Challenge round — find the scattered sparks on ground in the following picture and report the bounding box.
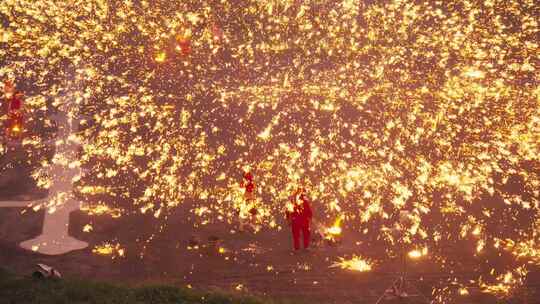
[92,242,126,259]
[479,267,528,297]
[331,256,373,272]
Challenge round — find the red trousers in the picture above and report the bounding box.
[291,221,310,250]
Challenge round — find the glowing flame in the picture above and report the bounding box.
[155,51,166,62]
[408,247,428,259]
[82,224,93,232]
[325,215,343,239]
[257,126,272,140]
[326,226,342,236]
[472,225,482,236]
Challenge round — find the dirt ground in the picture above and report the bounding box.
[0,154,538,304]
[2,199,539,304]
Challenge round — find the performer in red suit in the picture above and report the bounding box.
[3,80,14,114]
[238,171,258,232]
[242,172,256,201]
[287,189,313,251]
[176,33,191,56]
[3,80,24,138]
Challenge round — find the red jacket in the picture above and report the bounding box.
[9,95,23,111]
[288,200,312,226]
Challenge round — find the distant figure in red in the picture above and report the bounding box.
[287,188,313,251]
[211,22,224,43]
[242,172,256,201]
[176,34,191,56]
[3,80,24,138]
[3,80,14,113]
[238,171,258,232]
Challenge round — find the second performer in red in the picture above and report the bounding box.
[287,189,313,251]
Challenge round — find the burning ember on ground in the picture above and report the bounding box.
[408,247,428,259]
[1,0,539,301]
[92,242,126,259]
